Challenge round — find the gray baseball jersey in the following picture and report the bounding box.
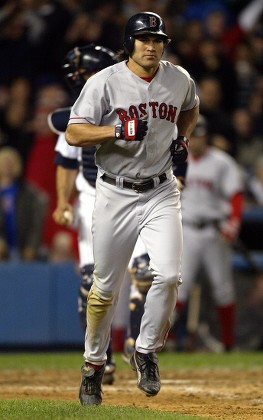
[69,60,198,180]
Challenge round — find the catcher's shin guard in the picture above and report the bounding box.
[129,294,146,342]
[129,253,154,294]
[123,253,154,361]
[123,293,146,362]
[78,264,94,333]
[128,253,154,336]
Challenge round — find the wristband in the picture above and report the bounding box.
[115,124,123,139]
[177,135,190,147]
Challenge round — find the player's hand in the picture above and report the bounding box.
[220,217,240,243]
[53,204,74,226]
[173,161,188,192]
[170,136,189,163]
[176,176,185,192]
[115,118,148,141]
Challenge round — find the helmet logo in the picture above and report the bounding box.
[149,16,158,27]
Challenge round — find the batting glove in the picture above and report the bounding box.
[170,136,189,163]
[115,118,148,141]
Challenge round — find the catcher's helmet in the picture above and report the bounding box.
[123,11,169,54]
[63,44,117,92]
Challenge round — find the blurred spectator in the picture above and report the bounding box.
[89,0,125,52]
[233,40,259,108]
[62,2,124,55]
[0,4,34,86]
[0,146,47,261]
[245,156,263,207]
[202,0,263,58]
[0,78,32,163]
[247,90,263,138]
[232,108,263,170]
[62,11,104,54]
[19,0,73,83]
[248,26,263,73]
[24,82,78,254]
[193,37,237,111]
[122,0,165,18]
[168,19,205,72]
[197,75,236,156]
[49,231,77,263]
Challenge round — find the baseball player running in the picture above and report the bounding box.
[66,11,199,406]
[176,115,244,351]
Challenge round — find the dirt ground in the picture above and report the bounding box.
[1,368,263,419]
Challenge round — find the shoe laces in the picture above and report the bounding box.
[140,356,159,381]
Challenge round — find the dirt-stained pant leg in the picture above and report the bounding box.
[84,177,141,363]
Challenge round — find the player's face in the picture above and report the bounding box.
[130,35,165,72]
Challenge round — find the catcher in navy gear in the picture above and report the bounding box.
[49,44,118,384]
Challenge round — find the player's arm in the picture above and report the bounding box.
[66,123,115,147]
[66,117,148,147]
[53,154,78,226]
[177,106,199,138]
[220,191,244,243]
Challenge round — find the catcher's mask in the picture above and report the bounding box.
[123,11,170,55]
[62,44,118,93]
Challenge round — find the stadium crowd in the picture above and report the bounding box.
[0,0,262,257]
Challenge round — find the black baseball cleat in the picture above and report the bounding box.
[102,362,116,385]
[130,351,161,397]
[79,362,105,406]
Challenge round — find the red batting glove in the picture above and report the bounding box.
[115,118,148,141]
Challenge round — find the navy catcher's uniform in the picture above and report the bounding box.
[51,45,119,385]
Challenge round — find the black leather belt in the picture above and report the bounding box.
[102,172,167,193]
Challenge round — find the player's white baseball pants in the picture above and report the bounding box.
[84,172,183,362]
